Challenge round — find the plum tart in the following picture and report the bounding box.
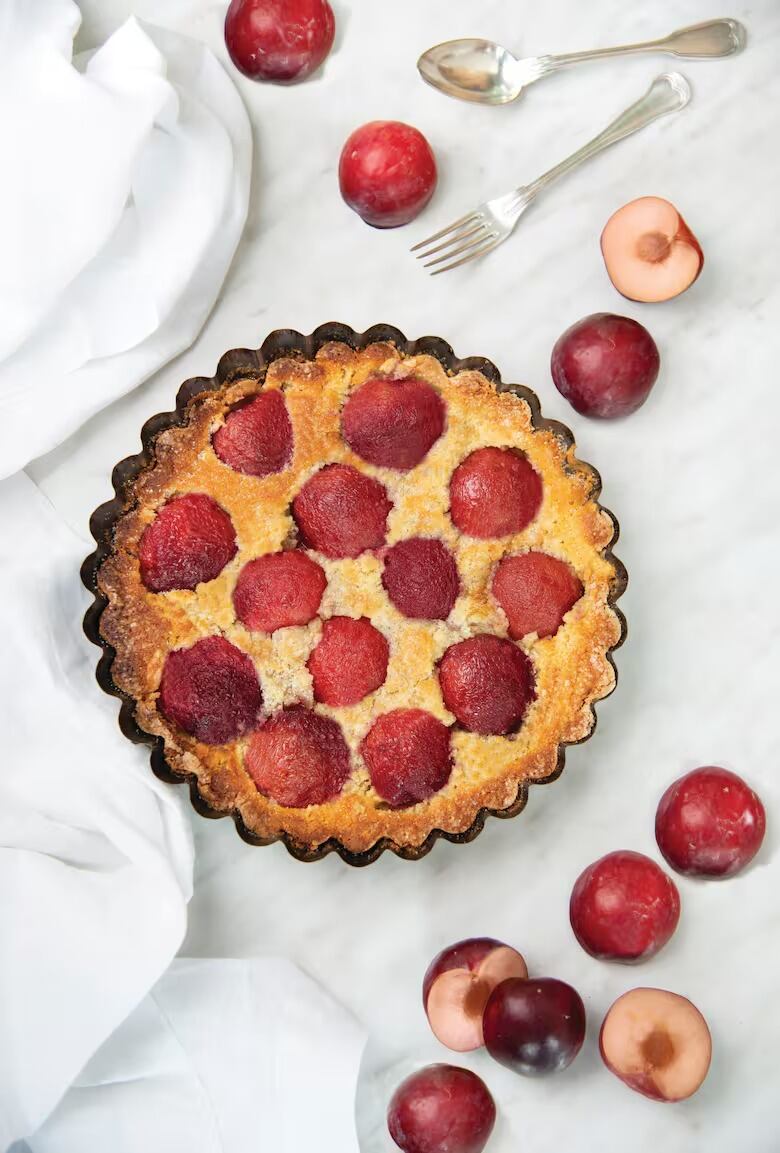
[84,324,626,864]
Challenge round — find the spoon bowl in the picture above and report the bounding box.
[417,39,526,105]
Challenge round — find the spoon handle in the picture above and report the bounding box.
[523,73,690,199]
[530,18,745,79]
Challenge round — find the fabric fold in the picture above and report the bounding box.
[0,0,252,477]
[27,959,367,1153]
[0,473,194,1149]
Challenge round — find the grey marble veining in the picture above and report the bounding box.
[30,1,780,1149]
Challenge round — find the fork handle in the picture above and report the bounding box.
[523,73,690,199]
[532,19,745,76]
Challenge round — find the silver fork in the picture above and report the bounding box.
[412,72,691,275]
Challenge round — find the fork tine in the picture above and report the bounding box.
[410,212,481,252]
[423,232,499,270]
[429,236,501,276]
[415,222,487,260]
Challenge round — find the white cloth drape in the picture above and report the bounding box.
[29,958,366,1153]
[0,0,251,478]
[0,472,194,1147]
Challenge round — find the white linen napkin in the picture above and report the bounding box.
[0,475,368,1153]
[0,472,194,1149]
[0,0,252,478]
[28,958,367,1153]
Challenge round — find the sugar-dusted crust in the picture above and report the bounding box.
[98,341,624,855]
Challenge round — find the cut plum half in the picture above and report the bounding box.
[492,551,583,639]
[139,493,237,593]
[439,634,535,736]
[362,708,452,808]
[292,463,392,558]
[382,537,459,620]
[601,196,703,303]
[245,706,351,807]
[213,389,293,477]
[233,550,326,633]
[158,635,263,745]
[600,988,712,1102]
[341,376,445,470]
[423,938,528,1051]
[308,616,389,706]
[449,447,542,539]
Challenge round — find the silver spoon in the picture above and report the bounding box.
[418,19,746,105]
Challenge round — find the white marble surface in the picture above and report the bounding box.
[29,0,780,1149]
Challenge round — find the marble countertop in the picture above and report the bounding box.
[30,0,780,1149]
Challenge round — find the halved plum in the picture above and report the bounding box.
[439,635,535,735]
[245,706,351,806]
[139,493,237,593]
[292,463,392,558]
[361,709,452,808]
[449,448,542,539]
[158,635,263,745]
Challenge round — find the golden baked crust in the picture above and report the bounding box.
[98,340,624,855]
